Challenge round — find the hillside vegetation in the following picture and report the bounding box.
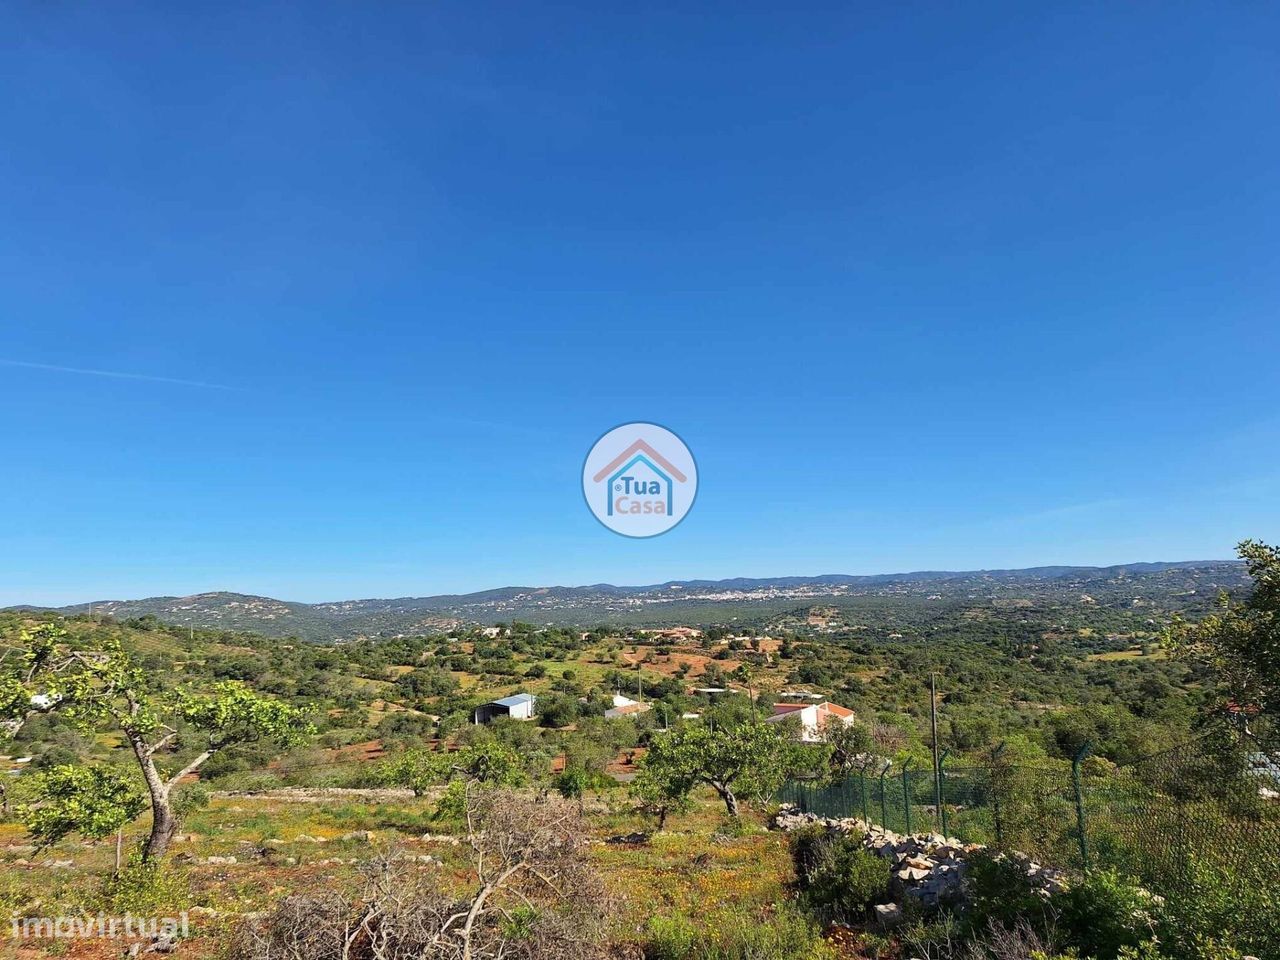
[15,560,1247,641]
[0,546,1274,960]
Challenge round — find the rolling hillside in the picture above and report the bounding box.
[7,560,1246,641]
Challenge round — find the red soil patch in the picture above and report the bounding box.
[550,747,647,776]
[606,747,647,774]
[620,647,743,677]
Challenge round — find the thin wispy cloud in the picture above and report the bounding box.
[0,359,236,390]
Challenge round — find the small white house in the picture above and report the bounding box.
[605,693,652,719]
[765,701,857,743]
[473,693,537,725]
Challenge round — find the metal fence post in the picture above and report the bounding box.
[859,760,871,826]
[1072,742,1092,872]
[991,741,1007,847]
[879,761,892,829]
[939,750,951,838]
[932,742,944,835]
[902,760,913,835]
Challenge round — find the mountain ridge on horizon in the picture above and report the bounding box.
[4,558,1246,642]
[13,556,1239,608]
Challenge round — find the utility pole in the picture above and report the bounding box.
[930,672,943,828]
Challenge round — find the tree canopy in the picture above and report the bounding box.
[633,721,795,817]
[1175,539,1280,733]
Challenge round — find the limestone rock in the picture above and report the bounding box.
[874,903,903,927]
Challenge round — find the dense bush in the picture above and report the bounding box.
[1056,870,1158,960]
[960,852,1053,935]
[1151,857,1280,960]
[789,826,889,921]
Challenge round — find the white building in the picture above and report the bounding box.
[604,693,652,719]
[765,701,857,743]
[473,693,537,724]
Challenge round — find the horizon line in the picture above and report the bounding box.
[9,556,1239,610]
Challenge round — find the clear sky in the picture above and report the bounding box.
[2,2,1277,606]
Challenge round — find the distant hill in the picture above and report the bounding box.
[6,559,1247,642]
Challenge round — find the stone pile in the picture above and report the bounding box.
[867,830,973,907]
[770,805,1071,913]
[770,807,869,834]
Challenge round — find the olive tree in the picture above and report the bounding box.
[0,623,81,738]
[823,718,873,779]
[632,720,794,817]
[3,622,310,862]
[19,763,146,848]
[382,740,526,820]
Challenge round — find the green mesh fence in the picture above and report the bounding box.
[778,737,1280,906]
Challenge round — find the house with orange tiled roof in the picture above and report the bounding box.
[765,700,856,742]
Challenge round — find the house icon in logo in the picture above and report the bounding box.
[591,439,689,517]
[582,423,697,537]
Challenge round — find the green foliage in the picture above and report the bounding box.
[498,904,539,942]
[961,851,1053,934]
[433,778,470,822]
[453,738,526,788]
[536,692,580,728]
[644,904,834,960]
[0,675,32,726]
[1043,706,1159,765]
[634,721,795,817]
[824,719,873,778]
[1175,539,1280,724]
[553,767,591,800]
[376,739,528,818]
[176,681,312,748]
[395,667,457,699]
[171,782,211,821]
[1056,870,1158,960]
[632,756,695,829]
[1151,856,1280,960]
[789,827,888,921]
[96,859,190,914]
[19,764,146,846]
[379,747,443,796]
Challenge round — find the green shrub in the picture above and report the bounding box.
[799,834,889,921]
[960,851,1051,935]
[1056,870,1157,960]
[95,860,189,914]
[787,825,830,882]
[171,783,211,822]
[1152,857,1280,960]
[712,814,756,839]
[803,839,885,921]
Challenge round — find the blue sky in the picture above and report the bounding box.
[2,2,1277,606]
